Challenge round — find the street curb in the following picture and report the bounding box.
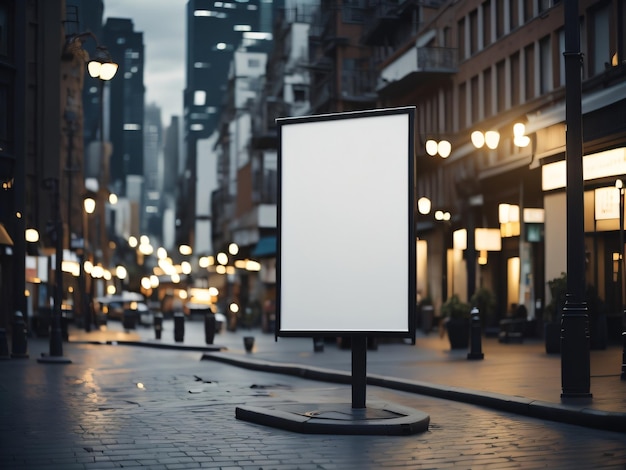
[72,340,226,353]
[201,352,626,434]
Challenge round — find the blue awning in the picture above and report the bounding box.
[252,236,276,258]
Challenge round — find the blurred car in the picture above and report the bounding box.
[96,292,152,326]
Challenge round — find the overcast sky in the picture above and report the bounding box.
[103,0,187,126]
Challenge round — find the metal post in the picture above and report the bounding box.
[38,179,70,363]
[621,186,626,380]
[467,207,476,302]
[351,335,367,409]
[467,307,484,360]
[561,0,590,398]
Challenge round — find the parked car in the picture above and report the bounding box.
[96,292,152,326]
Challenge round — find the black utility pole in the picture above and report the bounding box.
[561,0,591,398]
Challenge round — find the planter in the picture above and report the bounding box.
[446,319,469,349]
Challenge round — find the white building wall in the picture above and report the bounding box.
[195,133,219,255]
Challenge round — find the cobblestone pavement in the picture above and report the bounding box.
[1,339,626,469]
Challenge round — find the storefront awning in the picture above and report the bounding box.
[252,236,276,258]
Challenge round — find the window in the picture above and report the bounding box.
[469,10,479,55]
[458,18,466,61]
[194,90,206,106]
[590,2,611,76]
[483,1,492,47]
[496,60,506,112]
[511,52,520,106]
[557,28,565,86]
[471,75,480,123]
[459,82,467,129]
[496,0,505,38]
[524,44,535,100]
[510,0,520,29]
[484,68,493,118]
[539,35,552,94]
[523,0,534,23]
[293,85,307,103]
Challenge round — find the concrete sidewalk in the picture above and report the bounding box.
[65,318,626,432]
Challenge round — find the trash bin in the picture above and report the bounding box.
[174,312,185,342]
[154,312,163,339]
[123,309,137,330]
[204,312,216,345]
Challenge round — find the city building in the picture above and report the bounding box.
[178,0,285,251]
[102,17,145,197]
[368,0,626,346]
[206,5,316,323]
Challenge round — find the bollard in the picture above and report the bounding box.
[154,312,163,340]
[123,309,137,330]
[11,311,29,359]
[0,328,9,359]
[243,336,255,353]
[620,331,626,380]
[467,307,484,360]
[204,312,216,345]
[174,312,185,342]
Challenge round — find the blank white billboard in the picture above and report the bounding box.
[277,107,415,336]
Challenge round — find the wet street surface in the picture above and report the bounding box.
[1,340,625,469]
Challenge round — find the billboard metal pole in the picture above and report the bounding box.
[351,336,367,409]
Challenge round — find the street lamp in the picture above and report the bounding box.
[471,130,500,150]
[88,45,117,272]
[425,139,451,158]
[616,179,626,380]
[82,196,96,330]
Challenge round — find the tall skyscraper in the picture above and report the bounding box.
[102,17,144,196]
[143,103,163,237]
[179,0,283,247]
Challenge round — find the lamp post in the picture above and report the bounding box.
[616,180,626,380]
[83,196,96,329]
[561,0,591,398]
[435,210,451,303]
[88,45,118,273]
[469,130,500,301]
[38,178,71,363]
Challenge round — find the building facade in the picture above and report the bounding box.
[368,0,626,343]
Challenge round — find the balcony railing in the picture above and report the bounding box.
[381,46,457,85]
